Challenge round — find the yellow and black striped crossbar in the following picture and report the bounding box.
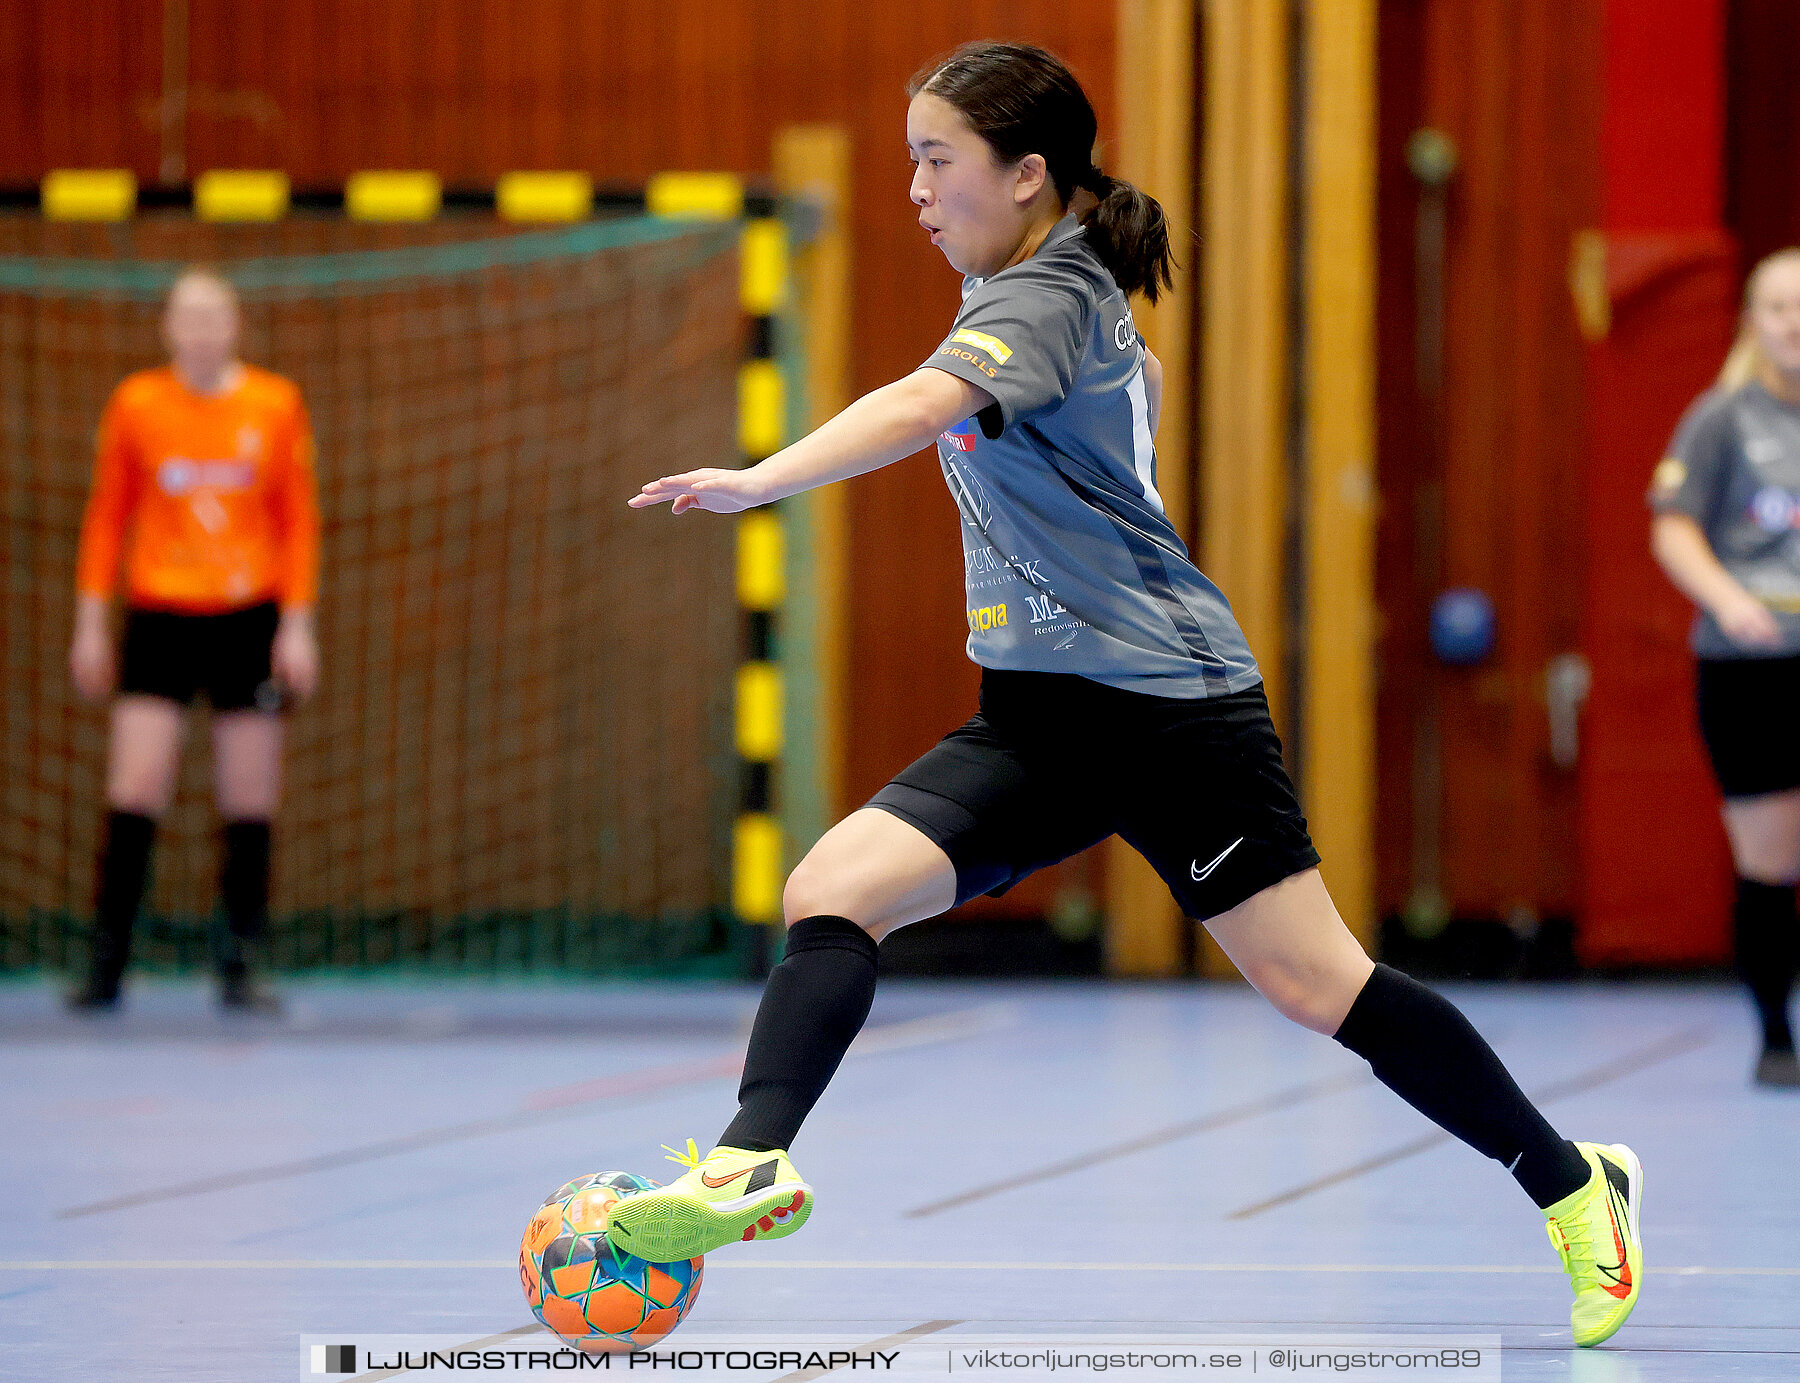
[5,171,779,223]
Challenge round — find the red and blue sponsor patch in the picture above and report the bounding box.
[940,418,978,453]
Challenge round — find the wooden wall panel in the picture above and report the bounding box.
[1372,0,1428,932]
[2,0,165,179]
[1104,0,1197,976]
[1199,0,1290,729]
[4,0,1117,919]
[1302,0,1378,952]
[1374,0,1601,927]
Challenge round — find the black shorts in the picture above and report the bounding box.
[867,669,1321,921]
[119,601,284,713]
[1696,654,1800,798]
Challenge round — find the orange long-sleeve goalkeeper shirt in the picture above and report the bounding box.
[75,364,320,613]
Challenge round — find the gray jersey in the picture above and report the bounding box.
[924,215,1260,698]
[1650,381,1800,658]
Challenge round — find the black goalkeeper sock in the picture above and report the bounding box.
[89,810,156,995]
[1734,878,1797,1054]
[217,819,273,978]
[1334,963,1591,1209]
[719,915,879,1153]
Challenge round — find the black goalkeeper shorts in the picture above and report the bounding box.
[119,601,284,713]
[867,668,1320,921]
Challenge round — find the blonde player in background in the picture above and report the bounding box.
[68,267,319,1013]
[1652,246,1800,1088]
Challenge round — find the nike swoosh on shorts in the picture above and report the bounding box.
[1190,837,1245,882]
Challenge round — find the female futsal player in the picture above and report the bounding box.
[1651,246,1800,1089]
[613,43,1642,1347]
[67,267,319,1013]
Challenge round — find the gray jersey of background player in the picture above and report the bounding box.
[1650,380,1800,657]
[923,212,1260,699]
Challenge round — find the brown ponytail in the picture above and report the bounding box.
[1074,168,1174,304]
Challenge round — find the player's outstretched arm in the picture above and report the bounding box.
[630,367,994,514]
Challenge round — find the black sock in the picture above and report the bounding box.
[1334,963,1591,1208]
[217,819,272,978]
[1734,878,1797,1054]
[90,810,156,994]
[719,915,879,1153]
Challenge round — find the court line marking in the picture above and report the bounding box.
[1227,1024,1716,1219]
[50,1003,1016,1221]
[6,1260,1797,1276]
[518,1053,740,1112]
[522,1005,1015,1112]
[904,1071,1374,1218]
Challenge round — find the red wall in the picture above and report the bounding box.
[1577,0,1734,966]
[1600,0,1724,231]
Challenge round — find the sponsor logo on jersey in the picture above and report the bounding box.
[1751,484,1799,533]
[1651,456,1686,494]
[156,457,257,495]
[950,327,1012,364]
[1746,435,1784,465]
[1114,309,1139,351]
[967,602,1008,632]
[940,418,978,453]
[938,345,998,379]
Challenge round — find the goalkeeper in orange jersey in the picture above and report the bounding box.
[67,267,320,1012]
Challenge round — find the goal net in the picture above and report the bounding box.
[0,213,742,976]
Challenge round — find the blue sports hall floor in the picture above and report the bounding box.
[1,975,1794,1380]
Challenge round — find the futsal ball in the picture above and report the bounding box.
[520,1171,703,1352]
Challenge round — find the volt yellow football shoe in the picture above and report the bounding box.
[1543,1142,1644,1347]
[605,1140,812,1262]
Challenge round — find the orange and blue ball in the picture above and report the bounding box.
[520,1171,703,1352]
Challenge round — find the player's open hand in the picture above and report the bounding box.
[1717,590,1783,649]
[628,468,767,515]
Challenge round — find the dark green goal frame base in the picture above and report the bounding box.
[1,909,748,980]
